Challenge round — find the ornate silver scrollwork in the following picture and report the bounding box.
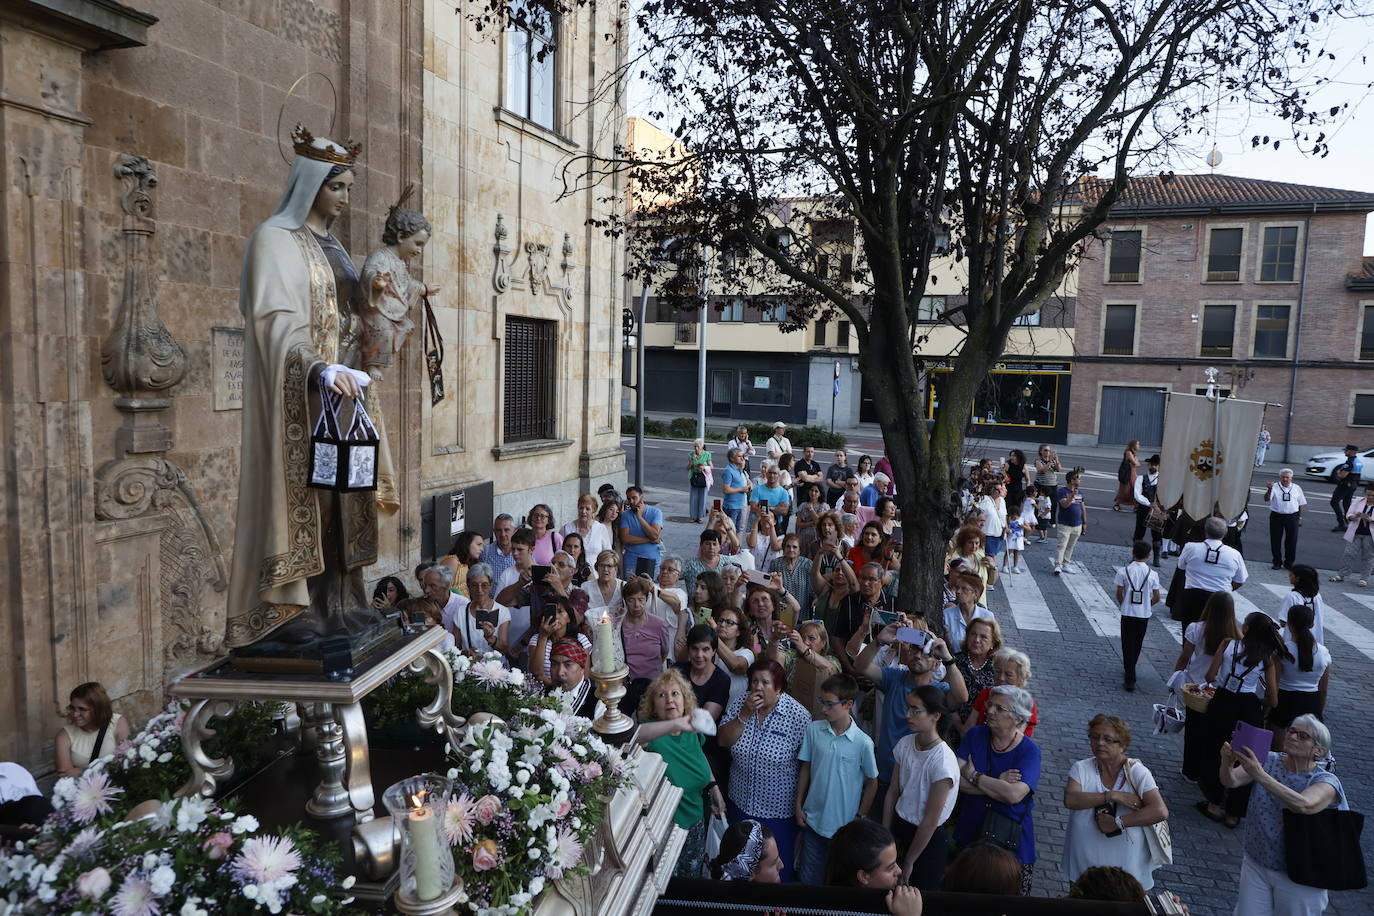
[176,698,239,798]
[409,648,466,739]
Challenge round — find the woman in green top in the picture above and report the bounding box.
[687,438,714,522]
[636,667,725,877]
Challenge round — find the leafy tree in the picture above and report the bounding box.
[590,0,1356,620]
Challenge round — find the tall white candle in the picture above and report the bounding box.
[594,612,615,673]
[408,803,445,901]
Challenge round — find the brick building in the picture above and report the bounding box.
[1069,174,1374,460]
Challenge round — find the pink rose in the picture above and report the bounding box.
[474,795,502,826]
[76,867,111,899]
[579,761,602,780]
[555,797,572,818]
[202,831,234,860]
[472,838,501,872]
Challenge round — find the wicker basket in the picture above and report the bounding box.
[1180,684,1213,713]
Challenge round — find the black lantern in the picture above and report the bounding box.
[309,391,380,492]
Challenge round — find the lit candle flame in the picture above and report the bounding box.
[410,790,426,808]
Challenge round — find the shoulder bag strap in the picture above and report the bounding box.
[92,721,111,761]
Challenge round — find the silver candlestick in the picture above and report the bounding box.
[590,663,635,739]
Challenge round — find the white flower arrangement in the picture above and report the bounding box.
[442,693,634,915]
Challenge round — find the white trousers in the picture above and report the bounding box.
[1234,855,1328,916]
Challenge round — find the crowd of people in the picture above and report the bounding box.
[4,429,1354,915]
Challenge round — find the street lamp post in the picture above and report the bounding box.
[696,245,712,442]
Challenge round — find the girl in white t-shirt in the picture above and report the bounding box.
[1171,592,1240,783]
[1271,604,1331,740]
[883,684,961,892]
[1277,564,1326,644]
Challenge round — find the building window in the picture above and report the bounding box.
[1107,230,1142,283]
[1200,304,1236,357]
[1353,393,1374,427]
[720,297,745,322]
[1101,304,1137,355]
[1259,226,1299,282]
[504,0,557,129]
[739,370,792,407]
[816,253,831,279]
[652,298,676,323]
[1206,228,1243,281]
[504,316,557,442]
[814,322,827,346]
[760,299,787,323]
[916,296,945,323]
[837,320,850,347]
[1360,305,1374,360]
[1253,304,1291,359]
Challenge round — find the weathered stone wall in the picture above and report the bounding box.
[0,0,424,771]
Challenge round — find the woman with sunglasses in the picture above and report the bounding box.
[1222,715,1347,914]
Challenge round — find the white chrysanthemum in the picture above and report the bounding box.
[230,835,302,886]
[64,827,104,858]
[174,798,210,833]
[70,772,120,824]
[443,795,476,846]
[111,874,158,916]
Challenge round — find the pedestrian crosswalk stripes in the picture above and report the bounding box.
[1054,562,1125,639]
[998,566,1061,632]
[982,550,1374,665]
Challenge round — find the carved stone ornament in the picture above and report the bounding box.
[527,240,552,290]
[559,232,576,309]
[94,456,228,665]
[492,213,513,293]
[101,155,187,396]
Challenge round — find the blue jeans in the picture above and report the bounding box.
[985,535,1005,557]
[795,824,831,886]
[727,503,749,534]
[690,485,709,520]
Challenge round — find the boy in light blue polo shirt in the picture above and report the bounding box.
[794,673,878,885]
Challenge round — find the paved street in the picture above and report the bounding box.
[627,436,1374,914]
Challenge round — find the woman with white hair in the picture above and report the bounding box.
[1221,714,1348,914]
[687,438,714,523]
[954,684,1042,895]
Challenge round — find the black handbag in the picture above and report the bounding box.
[978,806,1023,852]
[690,470,706,488]
[1284,807,1367,890]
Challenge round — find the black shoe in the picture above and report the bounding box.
[1272,562,1283,569]
[1332,525,1347,532]
[1124,680,1136,692]
[1152,560,1162,568]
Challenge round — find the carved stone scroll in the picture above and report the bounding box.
[492,213,513,293]
[94,456,228,666]
[101,155,187,400]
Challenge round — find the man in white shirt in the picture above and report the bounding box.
[1176,516,1248,625]
[727,426,757,473]
[0,761,50,834]
[1131,454,1163,567]
[421,564,467,632]
[766,422,793,460]
[1114,541,1161,692]
[1265,468,1307,570]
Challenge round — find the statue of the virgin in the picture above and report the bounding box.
[224,125,381,652]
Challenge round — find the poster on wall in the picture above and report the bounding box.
[449,491,465,537]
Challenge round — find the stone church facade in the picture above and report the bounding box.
[0,0,626,771]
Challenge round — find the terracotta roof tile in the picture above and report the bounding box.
[1078,173,1374,213]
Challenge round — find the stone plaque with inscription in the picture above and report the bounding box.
[211,327,245,411]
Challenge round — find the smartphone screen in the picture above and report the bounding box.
[634,556,656,578]
[713,497,723,512]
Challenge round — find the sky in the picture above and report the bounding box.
[626,10,1374,251]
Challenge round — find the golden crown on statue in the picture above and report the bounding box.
[291,122,362,166]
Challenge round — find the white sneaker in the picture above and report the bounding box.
[1014,566,1024,574]
[1060,564,1073,574]
[1053,565,1062,575]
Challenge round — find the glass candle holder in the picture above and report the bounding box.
[382,775,455,903]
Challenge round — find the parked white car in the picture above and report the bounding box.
[1304,447,1374,484]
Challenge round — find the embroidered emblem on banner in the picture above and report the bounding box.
[1189,439,1223,482]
